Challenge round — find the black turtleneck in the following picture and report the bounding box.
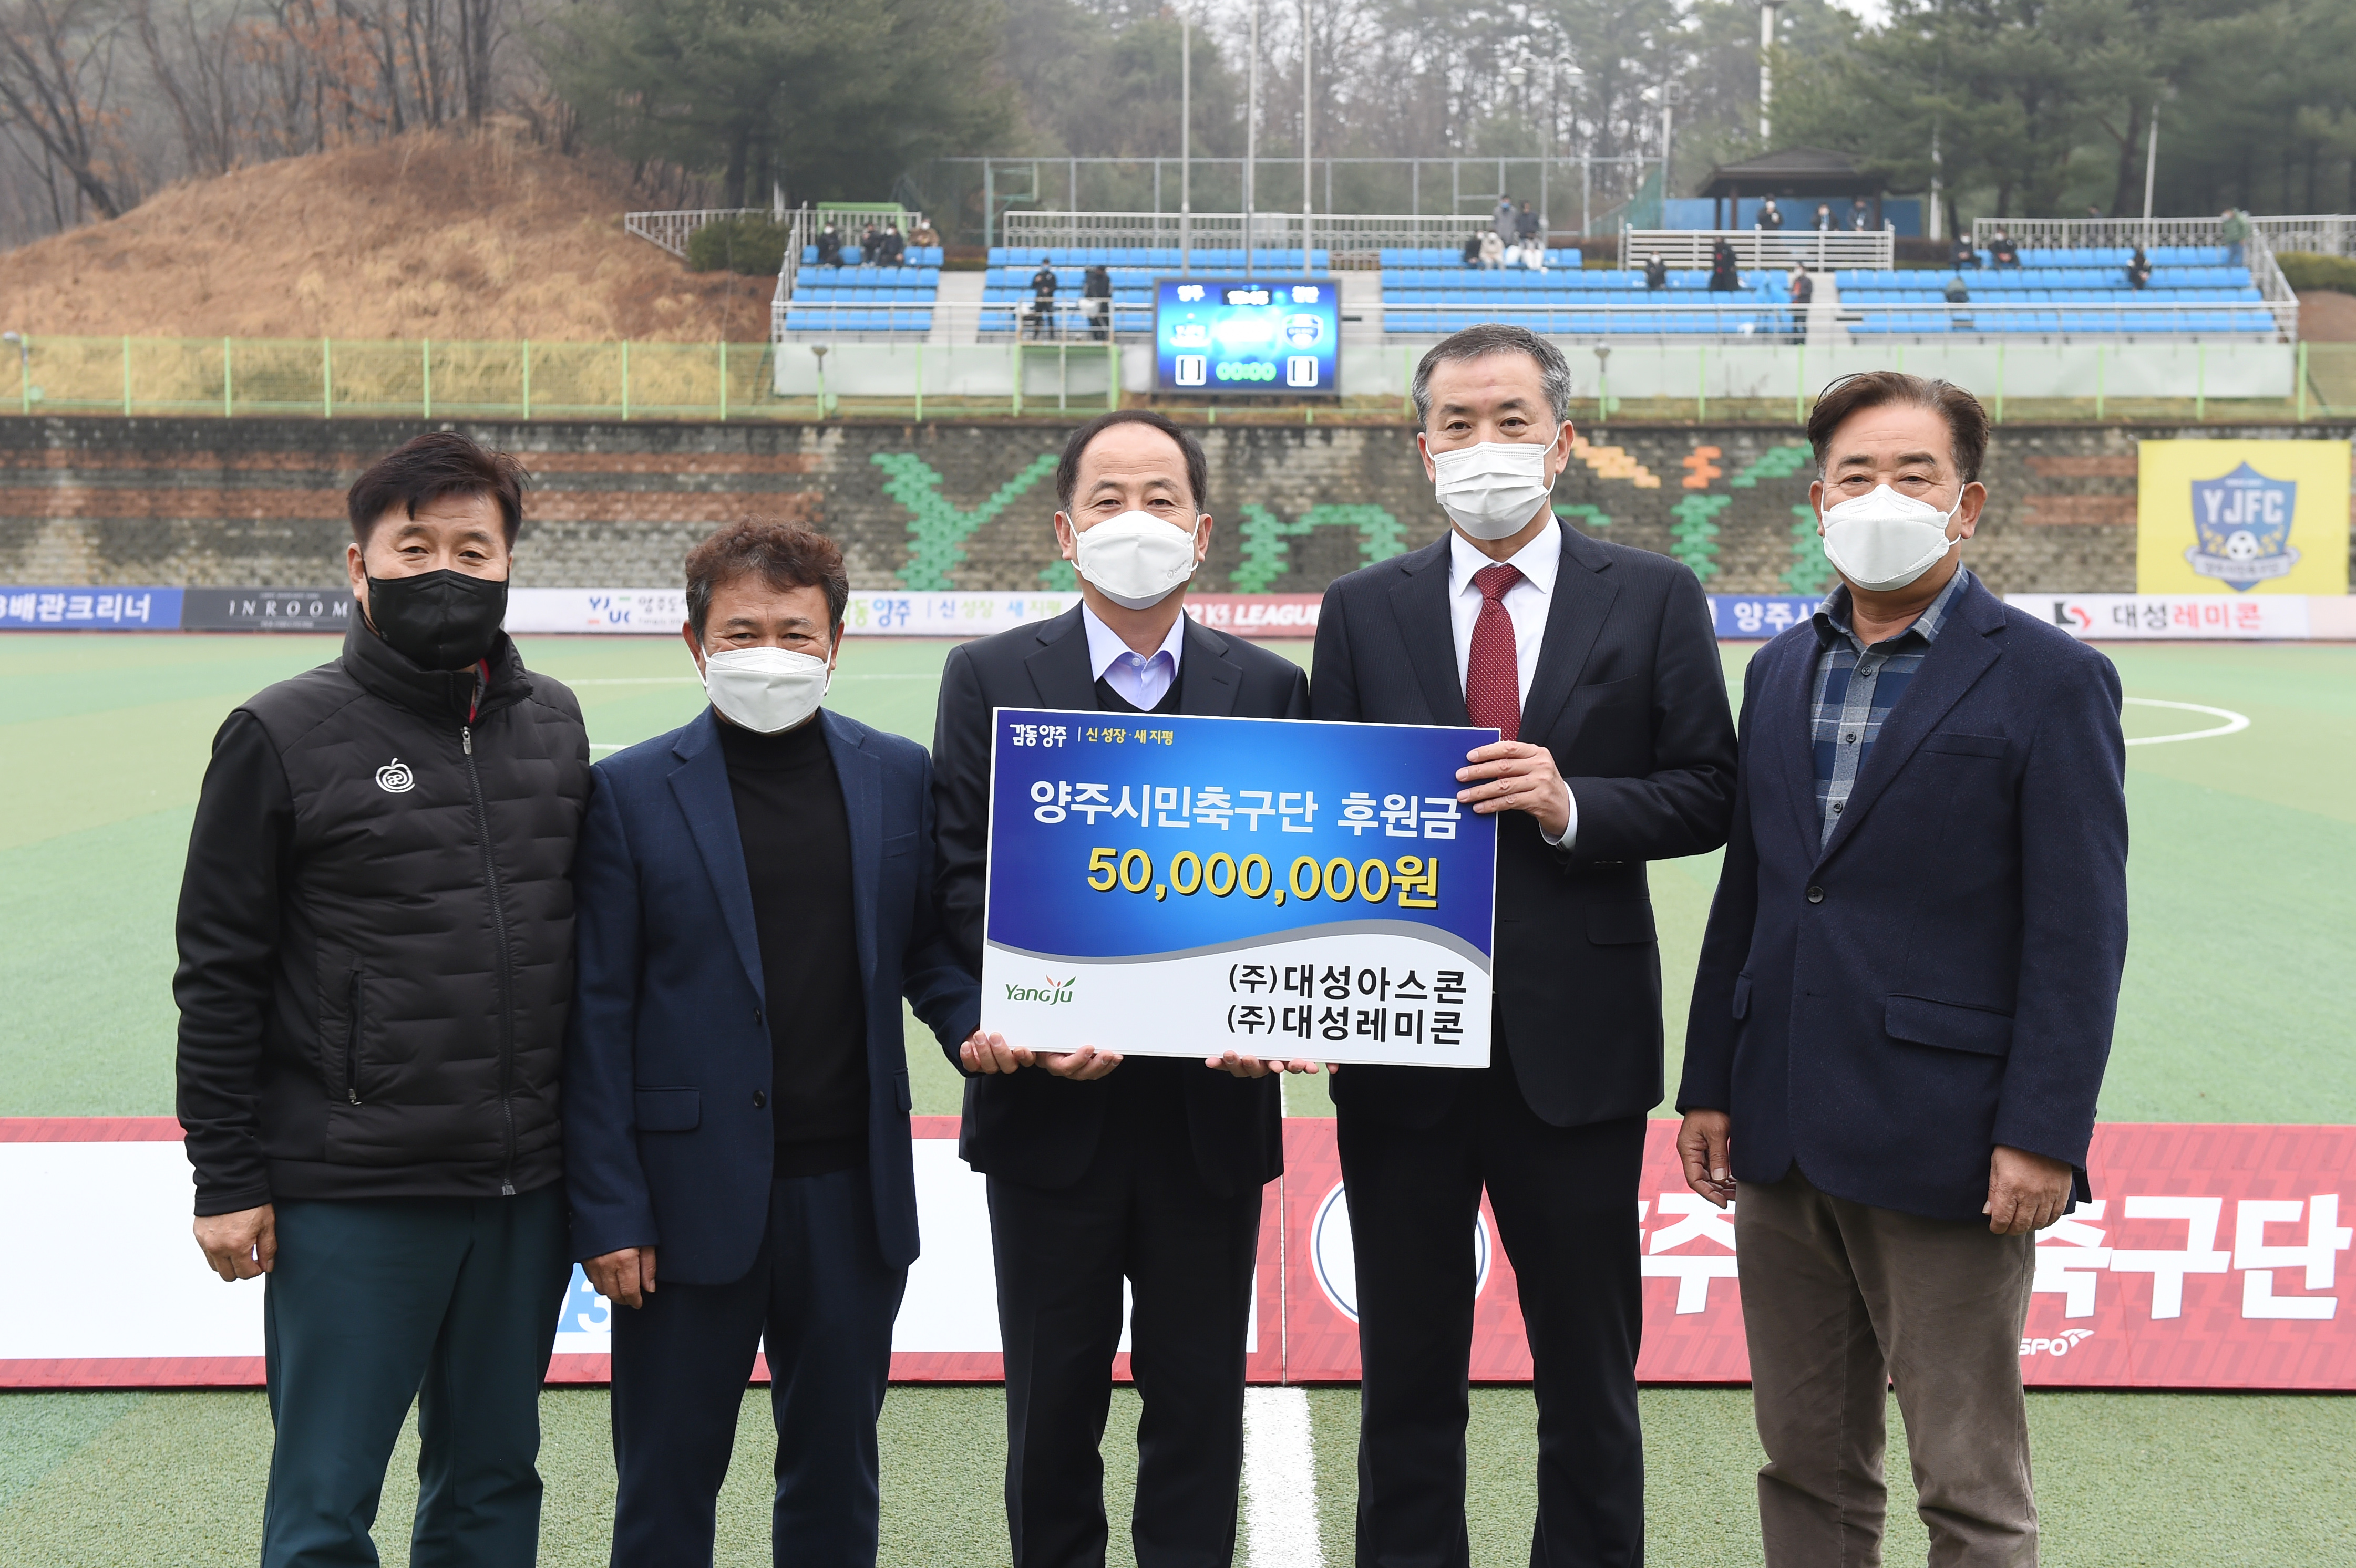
[716,715,869,1175]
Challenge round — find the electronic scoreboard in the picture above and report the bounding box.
[1154,278,1340,396]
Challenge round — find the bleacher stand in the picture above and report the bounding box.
[1840,245,2276,336]
[1375,247,1787,336]
[979,249,1332,338]
[782,245,946,334]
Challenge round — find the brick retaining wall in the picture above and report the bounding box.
[1,417,2349,596]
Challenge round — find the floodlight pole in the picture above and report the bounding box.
[2141,103,2159,244]
[1246,0,1259,278]
[1181,10,1191,277]
[1301,0,1312,278]
[1758,3,1777,141]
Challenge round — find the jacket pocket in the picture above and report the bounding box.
[1922,731,2009,760]
[882,830,917,859]
[892,1069,913,1113]
[1585,903,1658,946]
[1885,996,2014,1057]
[342,969,365,1104]
[633,1087,701,1132]
[1731,973,1752,1020]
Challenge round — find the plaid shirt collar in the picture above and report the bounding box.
[1813,564,1971,656]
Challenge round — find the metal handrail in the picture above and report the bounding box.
[623,208,770,259]
[1618,229,1896,271]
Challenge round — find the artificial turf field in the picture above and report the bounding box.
[2,629,2352,1566]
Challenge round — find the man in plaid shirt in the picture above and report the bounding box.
[1676,370,2128,1567]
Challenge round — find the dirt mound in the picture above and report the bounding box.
[0,131,775,342]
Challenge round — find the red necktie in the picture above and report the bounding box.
[1465,562,1523,740]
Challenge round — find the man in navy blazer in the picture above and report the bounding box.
[566,520,983,1568]
[1677,372,2128,1566]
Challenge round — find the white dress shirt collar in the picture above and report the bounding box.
[1446,517,1563,599]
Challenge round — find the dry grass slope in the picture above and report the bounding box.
[0,132,775,343]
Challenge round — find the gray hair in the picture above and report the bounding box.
[1409,324,1575,429]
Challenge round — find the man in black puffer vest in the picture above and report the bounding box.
[173,431,590,1568]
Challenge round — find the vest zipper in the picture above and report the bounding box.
[462,722,521,1195]
[344,971,363,1104]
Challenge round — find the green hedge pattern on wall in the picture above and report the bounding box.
[1230,503,1408,592]
[1667,493,1732,581]
[1725,442,1814,489]
[872,450,1059,591]
[1782,503,1836,596]
[1555,503,1614,530]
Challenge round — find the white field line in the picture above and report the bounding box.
[2122,696,2251,746]
[1242,1385,1323,1567]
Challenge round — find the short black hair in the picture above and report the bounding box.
[1054,409,1209,514]
[684,518,851,639]
[347,431,530,547]
[1807,370,1991,483]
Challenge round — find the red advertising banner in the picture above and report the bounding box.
[2,1118,2347,1389]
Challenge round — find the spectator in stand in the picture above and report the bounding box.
[1027,261,1058,340]
[880,222,906,266]
[1813,203,1837,232]
[2126,247,2153,290]
[910,220,940,250]
[1515,200,1544,253]
[2221,207,2251,266]
[1462,231,1485,267]
[1479,230,1505,270]
[1951,232,1980,270]
[2085,205,2105,220]
[1988,230,2021,267]
[1083,263,1113,341]
[1848,197,1871,231]
[816,222,842,266]
[861,223,883,262]
[1644,252,1669,290]
[1758,197,1785,231]
[1786,263,1813,343]
[1494,197,1517,245]
[1943,274,1971,304]
[1709,237,1741,292]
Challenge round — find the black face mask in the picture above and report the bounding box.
[365,568,508,670]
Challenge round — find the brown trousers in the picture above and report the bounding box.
[1736,1169,2039,1568]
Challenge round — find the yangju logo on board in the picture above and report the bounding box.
[2186,461,2300,591]
[1004,974,1076,1006]
[375,758,415,793]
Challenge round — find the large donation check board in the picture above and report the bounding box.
[980,708,1498,1067]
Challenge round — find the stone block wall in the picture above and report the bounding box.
[1,415,2349,596]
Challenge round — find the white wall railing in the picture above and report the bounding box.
[1619,229,1896,272]
[765,295,2292,346]
[994,211,1496,269]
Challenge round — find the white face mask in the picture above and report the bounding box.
[1070,509,1201,610]
[1429,438,1558,541]
[702,645,831,734]
[1818,484,1963,593]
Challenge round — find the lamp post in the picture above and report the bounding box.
[1758,3,1779,142]
[1301,0,1312,277]
[1246,0,1259,278]
[1180,9,1191,276]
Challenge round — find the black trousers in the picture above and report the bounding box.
[1339,1058,1648,1568]
[987,1065,1263,1568]
[609,1168,906,1568]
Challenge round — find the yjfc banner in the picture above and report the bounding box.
[979,709,1499,1068]
[2135,439,2351,596]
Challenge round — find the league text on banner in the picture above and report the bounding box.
[979,709,1499,1067]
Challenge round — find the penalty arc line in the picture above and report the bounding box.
[2121,696,2250,747]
